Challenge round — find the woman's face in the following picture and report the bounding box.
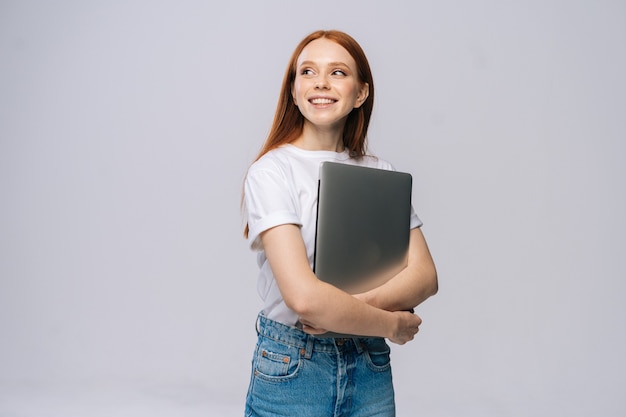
[292,38,369,131]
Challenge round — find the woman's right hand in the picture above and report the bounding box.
[388,311,422,345]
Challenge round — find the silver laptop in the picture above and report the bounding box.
[313,161,413,337]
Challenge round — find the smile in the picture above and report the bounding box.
[309,98,336,105]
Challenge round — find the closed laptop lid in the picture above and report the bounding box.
[313,161,412,295]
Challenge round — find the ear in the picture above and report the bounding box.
[354,82,369,108]
[291,84,298,106]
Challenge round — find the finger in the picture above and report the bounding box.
[302,325,327,335]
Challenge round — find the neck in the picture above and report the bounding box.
[291,121,345,152]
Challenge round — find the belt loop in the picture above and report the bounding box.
[255,314,261,335]
[352,338,364,354]
[303,335,314,359]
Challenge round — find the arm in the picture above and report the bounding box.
[356,227,438,311]
[261,223,422,345]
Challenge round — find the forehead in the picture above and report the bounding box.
[296,38,357,68]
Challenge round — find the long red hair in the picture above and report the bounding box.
[243,30,375,237]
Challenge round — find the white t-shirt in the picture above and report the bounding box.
[243,144,422,326]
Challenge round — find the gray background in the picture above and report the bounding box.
[1,1,625,416]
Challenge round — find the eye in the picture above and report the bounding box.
[300,68,315,76]
[332,69,347,76]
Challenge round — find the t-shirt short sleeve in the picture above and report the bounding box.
[409,206,423,229]
[244,166,302,250]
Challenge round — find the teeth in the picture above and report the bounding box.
[310,98,335,104]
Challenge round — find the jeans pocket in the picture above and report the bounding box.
[362,339,392,372]
[253,340,301,381]
[257,349,291,376]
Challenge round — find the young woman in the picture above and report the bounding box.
[242,30,438,417]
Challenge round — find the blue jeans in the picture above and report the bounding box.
[245,314,395,417]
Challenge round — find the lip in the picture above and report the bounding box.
[308,96,337,105]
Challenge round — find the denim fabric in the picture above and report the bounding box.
[245,314,395,417]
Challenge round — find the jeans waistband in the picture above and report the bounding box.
[255,314,384,357]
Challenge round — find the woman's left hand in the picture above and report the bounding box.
[299,318,327,335]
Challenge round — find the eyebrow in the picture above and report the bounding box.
[298,60,351,68]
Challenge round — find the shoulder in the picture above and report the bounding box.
[352,154,396,171]
[247,146,293,177]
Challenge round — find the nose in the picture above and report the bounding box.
[315,74,329,89]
